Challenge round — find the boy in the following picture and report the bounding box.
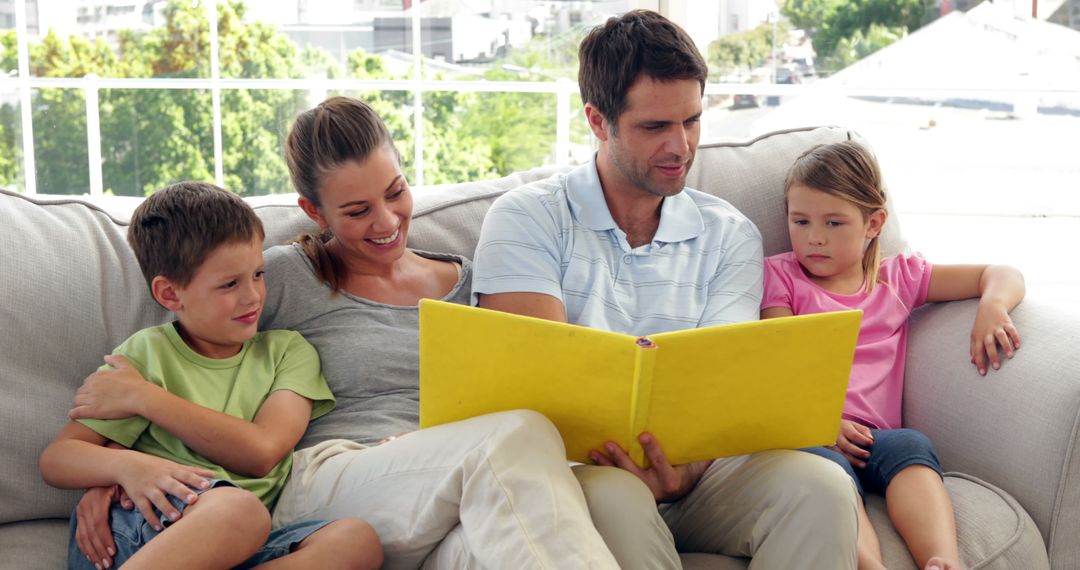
[40,182,382,569]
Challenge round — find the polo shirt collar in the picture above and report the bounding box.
[567,153,705,244]
[567,154,617,231]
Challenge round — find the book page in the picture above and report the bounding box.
[644,311,860,464]
[419,300,641,462]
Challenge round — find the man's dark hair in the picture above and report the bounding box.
[128,181,264,289]
[578,10,708,131]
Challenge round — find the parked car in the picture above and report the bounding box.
[732,93,764,108]
[775,66,800,84]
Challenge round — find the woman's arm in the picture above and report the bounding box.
[926,264,1025,375]
[69,355,313,477]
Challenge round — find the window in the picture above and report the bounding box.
[0,0,634,196]
[680,0,1079,299]
[2,0,1075,296]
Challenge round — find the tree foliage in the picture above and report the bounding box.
[0,0,566,195]
[821,23,907,71]
[708,23,790,76]
[781,0,935,73]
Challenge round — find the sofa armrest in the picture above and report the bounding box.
[904,298,1080,568]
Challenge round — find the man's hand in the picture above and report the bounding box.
[831,419,873,469]
[115,453,214,531]
[69,355,158,420]
[74,485,131,570]
[588,432,712,503]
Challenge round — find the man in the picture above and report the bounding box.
[472,10,858,569]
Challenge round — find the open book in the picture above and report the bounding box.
[419,300,861,467]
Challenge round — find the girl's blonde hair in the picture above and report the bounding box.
[784,140,887,293]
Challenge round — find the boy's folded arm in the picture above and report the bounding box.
[40,422,121,489]
[135,387,313,477]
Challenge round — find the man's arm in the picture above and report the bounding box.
[699,220,764,327]
[471,189,567,310]
[477,292,568,322]
[69,355,313,478]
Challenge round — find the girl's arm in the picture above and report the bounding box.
[761,307,794,319]
[926,264,1026,375]
[40,422,214,529]
[68,355,313,477]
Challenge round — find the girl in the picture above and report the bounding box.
[762,141,1025,570]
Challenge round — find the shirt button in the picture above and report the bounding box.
[623,255,632,264]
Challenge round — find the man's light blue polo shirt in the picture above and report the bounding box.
[471,154,763,337]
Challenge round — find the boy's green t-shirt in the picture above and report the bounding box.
[78,322,335,509]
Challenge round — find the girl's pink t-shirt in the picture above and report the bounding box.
[762,252,933,430]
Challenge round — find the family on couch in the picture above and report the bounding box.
[39,9,1023,570]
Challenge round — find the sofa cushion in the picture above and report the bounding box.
[684,126,907,258]
[0,191,168,524]
[869,473,1048,569]
[0,519,69,568]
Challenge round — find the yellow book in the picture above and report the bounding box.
[419,299,860,467]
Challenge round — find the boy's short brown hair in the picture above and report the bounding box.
[578,10,707,131]
[128,181,264,289]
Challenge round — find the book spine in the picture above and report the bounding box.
[629,337,658,468]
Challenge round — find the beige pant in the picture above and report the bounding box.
[576,449,860,570]
[272,410,619,570]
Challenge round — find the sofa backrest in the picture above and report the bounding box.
[0,124,905,525]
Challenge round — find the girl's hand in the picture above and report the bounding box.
[831,420,873,469]
[115,452,215,531]
[69,355,158,420]
[970,300,1021,376]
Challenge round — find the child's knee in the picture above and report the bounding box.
[306,518,383,569]
[872,427,933,453]
[197,486,271,537]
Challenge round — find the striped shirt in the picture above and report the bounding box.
[472,154,763,336]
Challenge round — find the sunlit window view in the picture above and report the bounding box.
[0,0,1076,295]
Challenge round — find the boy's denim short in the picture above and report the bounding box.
[802,427,943,497]
[67,479,331,570]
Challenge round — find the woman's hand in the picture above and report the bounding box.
[69,355,158,420]
[970,300,1021,376]
[831,419,873,469]
[589,432,712,503]
[74,485,131,570]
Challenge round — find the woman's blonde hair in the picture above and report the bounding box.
[784,140,887,293]
[284,96,399,293]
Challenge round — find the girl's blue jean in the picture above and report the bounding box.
[802,427,943,497]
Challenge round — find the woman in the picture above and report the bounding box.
[264,96,618,568]
[71,97,618,570]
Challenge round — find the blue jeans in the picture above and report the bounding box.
[68,483,330,570]
[802,427,943,497]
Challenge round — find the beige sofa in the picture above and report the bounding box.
[1,126,1073,569]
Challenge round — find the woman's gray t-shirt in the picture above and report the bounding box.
[261,243,472,449]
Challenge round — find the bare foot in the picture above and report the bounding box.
[925,556,964,570]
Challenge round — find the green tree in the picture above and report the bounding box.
[821,23,906,71]
[1,0,571,194]
[782,0,934,72]
[708,23,790,76]
[0,31,19,186]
